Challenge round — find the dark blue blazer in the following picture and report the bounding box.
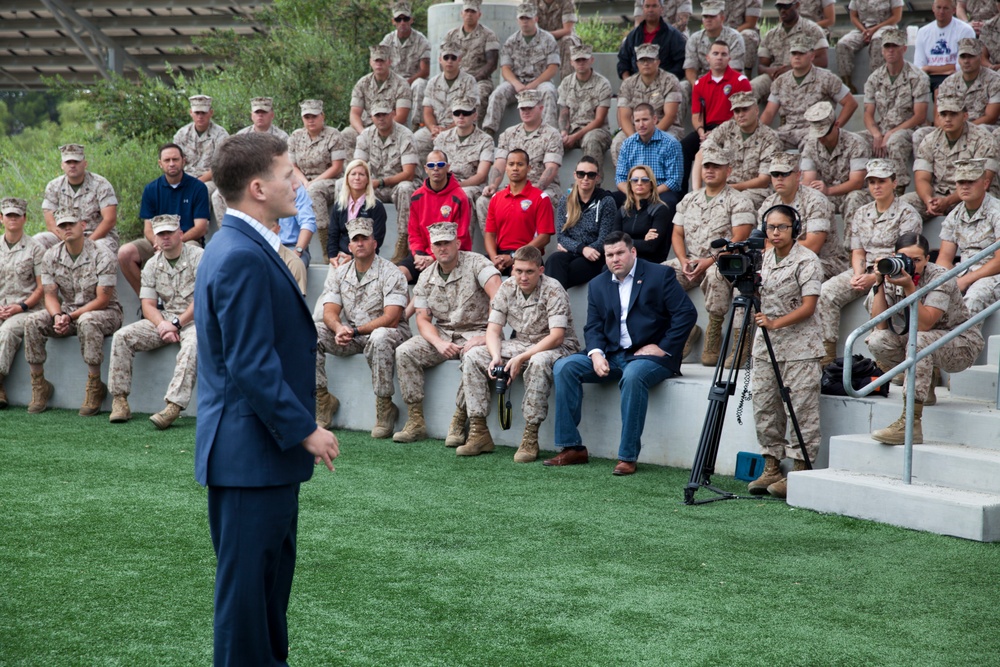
[194,214,318,488]
[584,259,697,375]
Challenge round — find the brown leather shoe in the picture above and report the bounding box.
[612,460,637,476]
[543,447,589,466]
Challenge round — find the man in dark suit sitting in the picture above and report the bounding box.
[194,132,340,666]
[546,230,696,475]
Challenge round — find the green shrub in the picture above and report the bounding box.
[576,14,630,53]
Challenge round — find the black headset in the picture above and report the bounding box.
[760,204,802,238]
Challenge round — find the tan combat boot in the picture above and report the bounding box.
[682,324,702,360]
[456,416,495,456]
[514,422,540,462]
[393,402,428,443]
[371,396,399,439]
[924,367,941,406]
[767,458,808,499]
[109,395,132,423]
[747,455,783,495]
[79,373,107,416]
[820,340,837,368]
[724,328,751,369]
[315,386,340,429]
[390,232,409,265]
[701,315,725,366]
[0,375,7,409]
[150,402,182,430]
[27,371,54,414]
[317,228,329,263]
[840,75,857,94]
[872,402,924,445]
[445,405,468,447]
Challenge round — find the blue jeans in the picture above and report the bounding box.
[553,351,676,462]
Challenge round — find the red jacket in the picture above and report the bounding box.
[408,174,472,256]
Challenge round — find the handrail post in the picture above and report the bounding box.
[903,301,918,484]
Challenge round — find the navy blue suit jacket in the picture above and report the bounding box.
[194,214,317,488]
[584,259,697,375]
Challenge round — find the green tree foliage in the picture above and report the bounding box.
[575,14,630,53]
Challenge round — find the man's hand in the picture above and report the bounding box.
[807,179,828,194]
[957,273,975,293]
[156,320,180,343]
[334,326,355,346]
[53,312,71,335]
[506,352,527,379]
[482,184,497,198]
[330,252,352,268]
[0,305,15,320]
[683,257,713,282]
[462,335,486,354]
[926,197,946,217]
[591,351,610,377]
[849,272,879,291]
[413,254,435,270]
[633,343,665,357]
[434,339,463,359]
[492,254,513,271]
[303,426,340,471]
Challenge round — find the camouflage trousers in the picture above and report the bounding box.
[866,325,984,402]
[410,79,428,126]
[474,79,495,120]
[316,322,409,398]
[307,178,339,231]
[476,183,561,234]
[107,320,197,408]
[752,357,822,461]
[963,274,1000,315]
[483,81,558,134]
[566,127,613,174]
[413,126,448,164]
[817,269,868,343]
[836,29,889,80]
[23,308,123,366]
[396,327,483,405]
[857,129,914,190]
[374,182,416,243]
[664,258,733,317]
[749,73,772,105]
[340,126,363,156]
[742,29,760,73]
[899,191,960,224]
[741,187,772,211]
[461,340,572,424]
[776,124,809,151]
[0,310,36,376]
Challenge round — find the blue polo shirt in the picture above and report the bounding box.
[139,173,210,233]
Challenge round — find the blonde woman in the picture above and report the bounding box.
[328,159,387,267]
[615,165,673,263]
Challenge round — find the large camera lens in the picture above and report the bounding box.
[876,254,915,278]
[717,254,750,277]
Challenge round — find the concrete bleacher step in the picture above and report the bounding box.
[950,365,999,402]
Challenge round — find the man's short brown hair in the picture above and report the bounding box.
[212,133,288,204]
[512,245,543,266]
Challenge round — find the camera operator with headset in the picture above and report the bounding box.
[748,204,825,499]
[866,232,984,445]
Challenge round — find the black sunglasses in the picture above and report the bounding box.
[442,54,459,61]
[452,109,475,116]
[575,170,598,179]
[394,15,412,22]
[770,171,793,178]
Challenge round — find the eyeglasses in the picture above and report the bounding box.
[426,161,447,169]
[442,54,459,61]
[766,224,792,233]
[575,170,598,180]
[629,176,651,183]
[452,109,475,116]
[394,15,411,22]
[770,171,793,178]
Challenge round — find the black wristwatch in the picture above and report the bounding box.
[352,326,360,338]
[171,316,182,330]
[19,302,29,312]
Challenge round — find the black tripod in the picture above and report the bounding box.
[683,279,813,505]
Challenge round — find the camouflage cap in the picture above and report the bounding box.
[346,218,374,239]
[54,208,80,225]
[880,28,906,46]
[516,1,537,18]
[865,158,896,179]
[450,97,478,113]
[700,0,725,16]
[428,222,459,243]
[804,100,835,138]
[570,44,594,60]
[954,158,988,182]
[958,37,983,56]
[636,43,660,60]
[462,0,482,10]
[769,152,800,173]
[300,99,324,115]
[788,33,815,54]
[0,197,27,216]
[440,39,464,57]
[517,89,543,107]
[936,95,966,113]
[371,100,395,115]
[59,143,85,162]
[392,1,412,18]
[251,96,273,112]
[150,214,181,234]
[701,146,731,165]
[370,44,392,61]
[188,95,213,112]
[728,90,756,109]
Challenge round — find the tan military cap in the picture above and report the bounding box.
[728,91,756,109]
[371,100,395,115]
[392,1,412,18]
[701,146,731,165]
[440,40,464,58]
[300,99,324,116]
[570,44,594,60]
[59,143,85,162]
[865,158,896,179]
[804,100,835,138]
[428,222,459,243]
[462,0,482,10]
[958,37,983,56]
[769,152,800,173]
[151,214,181,234]
[0,197,27,216]
[700,0,725,16]
[937,95,966,113]
[955,159,988,182]
[788,33,815,54]
[54,208,80,225]
[880,28,906,46]
[636,43,660,60]
[516,1,537,18]
[517,89,542,108]
[189,95,213,112]
[346,218,374,239]
[251,97,273,112]
[450,97,477,113]
[370,45,392,61]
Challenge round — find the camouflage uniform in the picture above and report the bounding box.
[536,0,582,77]
[173,121,229,180]
[914,66,1000,153]
[413,70,480,159]
[343,72,414,149]
[288,126,348,233]
[818,197,922,343]
[445,22,501,118]
[962,0,1000,22]
[612,68,686,165]
[396,251,501,405]
[475,123,564,229]
[665,186,756,316]
[355,122,421,247]
[380,28,432,115]
[760,185,847,279]
[557,70,614,167]
[866,262,984,402]
[24,239,122,367]
[41,172,120,253]
[701,119,781,208]
[860,60,932,190]
[236,124,289,141]
[316,254,411,397]
[684,26,747,76]
[836,0,905,77]
[108,243,202,408]
[901,122,1000,220]
[725,0,763,71]
[800,128,873,248]
[798,0,834,29]
[665,0,694,33]
[462,274,579,424]
[982,15,1000,63]
[0,234,44,376]
[483,28,560,134]
[752,241,824,462]
[768,65,850,149]
[940,192,1000,314]
[751,17,829,100]
[434,125,495,230]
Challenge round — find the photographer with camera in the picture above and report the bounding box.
[867,232,985,444]
[459,245,580,461]
[747,205,825,499]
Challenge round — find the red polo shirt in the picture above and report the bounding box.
[484,180,555,252]
[691,67,752,127]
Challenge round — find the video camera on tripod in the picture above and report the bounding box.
[711,228,767,295]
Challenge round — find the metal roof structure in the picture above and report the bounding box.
[0,0,272,89]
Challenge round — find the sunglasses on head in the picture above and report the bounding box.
[452,109,475,116]
[426,161,447,169]
[629,176,651,183]
[442,54,459,61]
[575,170,598,179]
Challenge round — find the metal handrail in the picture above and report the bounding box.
[842,238,1000,484]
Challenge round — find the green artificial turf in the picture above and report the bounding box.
[1,409,998,666]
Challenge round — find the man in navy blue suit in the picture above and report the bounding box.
[195,132,339,666]
[546,230,696,475]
